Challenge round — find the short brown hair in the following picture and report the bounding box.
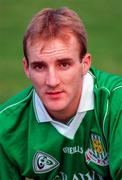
[23,7,87,62]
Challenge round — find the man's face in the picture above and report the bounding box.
[23,34,91,120]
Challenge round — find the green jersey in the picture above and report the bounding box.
[0,67,122,180]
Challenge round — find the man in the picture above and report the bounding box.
[0,7,122,180]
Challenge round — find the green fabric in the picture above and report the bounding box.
[0,67,122,180]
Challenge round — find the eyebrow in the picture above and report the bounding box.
[56,58,73,62]
[30,61,46,67]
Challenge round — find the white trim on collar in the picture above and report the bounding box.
[77,71,94,112]
[33,71,94,139]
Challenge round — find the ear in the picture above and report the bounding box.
[81,53,91,76]
[22,57,30,79]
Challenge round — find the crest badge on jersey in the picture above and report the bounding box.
[85,134,108,166]
[33,151,60,173]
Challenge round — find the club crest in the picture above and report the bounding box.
[85,134,108,166]
[33,151,60,173]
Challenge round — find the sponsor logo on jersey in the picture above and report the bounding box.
[85,134,108,166]
[63,146,83,154]
[53,171,104,180]
[33,151,60,173]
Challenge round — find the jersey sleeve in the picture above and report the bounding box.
[107,87,122,179]
[0,144,22,180]
[109,109,122,179]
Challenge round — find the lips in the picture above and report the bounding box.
[46,91,64,98]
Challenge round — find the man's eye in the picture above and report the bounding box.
[33,64,46,71]
[60,62,70,70]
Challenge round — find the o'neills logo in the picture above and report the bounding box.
[33,151,60,174]
[63,146,83,154]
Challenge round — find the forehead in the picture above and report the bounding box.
[27,34,80,59]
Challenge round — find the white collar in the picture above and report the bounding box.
[77,71,94,112]
[33,71,94,139]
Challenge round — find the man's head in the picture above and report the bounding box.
[23,7,87,63]
[23,7,91,121]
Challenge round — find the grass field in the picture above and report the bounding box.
[0,0,122,103]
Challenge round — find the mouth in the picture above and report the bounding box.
[46,91,64,98]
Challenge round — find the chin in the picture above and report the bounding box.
[47,106,64,112]
[45,103,66,112]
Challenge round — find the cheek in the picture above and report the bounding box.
[29,73,45,88]
[63,70,82,85]
[63,71,82,96]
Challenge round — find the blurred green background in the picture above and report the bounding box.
[0,0,122,103]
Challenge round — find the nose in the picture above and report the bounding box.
[46,68,60,87]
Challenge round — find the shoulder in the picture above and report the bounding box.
[90,67,122,140]
[90,67,122,92]
[90,67,122,110]
[90,66,122,116]
[91,67,122,127]
[0,86,34,136]
[0,86,33,112]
